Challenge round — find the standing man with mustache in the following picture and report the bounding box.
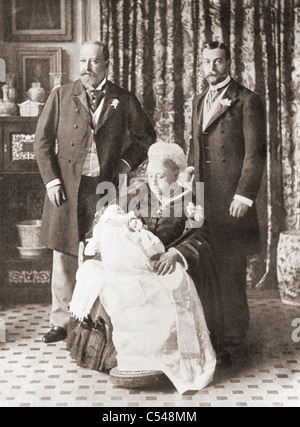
[34,41,156,343]
[188,41,266,367]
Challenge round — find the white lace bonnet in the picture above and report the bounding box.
[147,141,187,172]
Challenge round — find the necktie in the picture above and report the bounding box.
[87,89,105,113]
[206,88,220,112]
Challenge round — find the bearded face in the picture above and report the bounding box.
[79,43,109,89]
[202,48,230,86]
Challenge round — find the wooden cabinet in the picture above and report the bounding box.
[0,117,39,172]
[0,117,52,304]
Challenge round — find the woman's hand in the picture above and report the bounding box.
[152,250,180,275]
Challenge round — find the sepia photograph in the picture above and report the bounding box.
[0,0,299,412]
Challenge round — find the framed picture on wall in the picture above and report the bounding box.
[1,0,72,42]
[17,47,62,102]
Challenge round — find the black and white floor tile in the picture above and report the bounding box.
[0,290,299,407]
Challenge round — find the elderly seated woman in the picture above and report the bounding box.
[67,142,224,394]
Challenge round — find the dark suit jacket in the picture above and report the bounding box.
[189,78,266,254]
[34,79,156,256]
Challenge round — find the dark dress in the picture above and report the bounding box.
[67,184,224,372]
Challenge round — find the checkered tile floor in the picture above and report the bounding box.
[0,290,299,407]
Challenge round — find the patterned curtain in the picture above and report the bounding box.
[99,0,300,288]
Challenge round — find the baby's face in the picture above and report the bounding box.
[129,217,143,231]
[106,205,125,216]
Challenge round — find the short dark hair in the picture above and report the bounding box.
[203,41,230,61]
[82,41,109,62]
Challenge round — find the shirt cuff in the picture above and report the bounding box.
[46,178,62,190]
[168,247,188,271]
[120,158,131,171]
[234,194,253,207]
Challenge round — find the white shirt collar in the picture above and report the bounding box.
[95,78,107,91]
[209,75,231,91]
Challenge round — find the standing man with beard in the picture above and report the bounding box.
[188,41,266,366]
[34,41,156,343]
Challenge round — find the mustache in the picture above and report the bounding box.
[80,71,96,77]
[206,72,227,78]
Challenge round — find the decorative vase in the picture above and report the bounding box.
[277,230,300,306]
[27,82,45,103]
[0,84,17,116]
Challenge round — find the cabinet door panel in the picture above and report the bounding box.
[3,122,38,171]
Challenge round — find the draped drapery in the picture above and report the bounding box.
[98,0,300,288]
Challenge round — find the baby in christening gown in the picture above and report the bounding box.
[69,204,166,330]
[69,204,216,394]
[85,204,166,267]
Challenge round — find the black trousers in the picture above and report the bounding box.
[213,245,250,347]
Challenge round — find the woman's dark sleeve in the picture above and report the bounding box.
[171,225,212,276]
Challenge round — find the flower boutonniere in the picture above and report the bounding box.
[186,202,204,222]
[111,99,120,110]
[219,98,232,108]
